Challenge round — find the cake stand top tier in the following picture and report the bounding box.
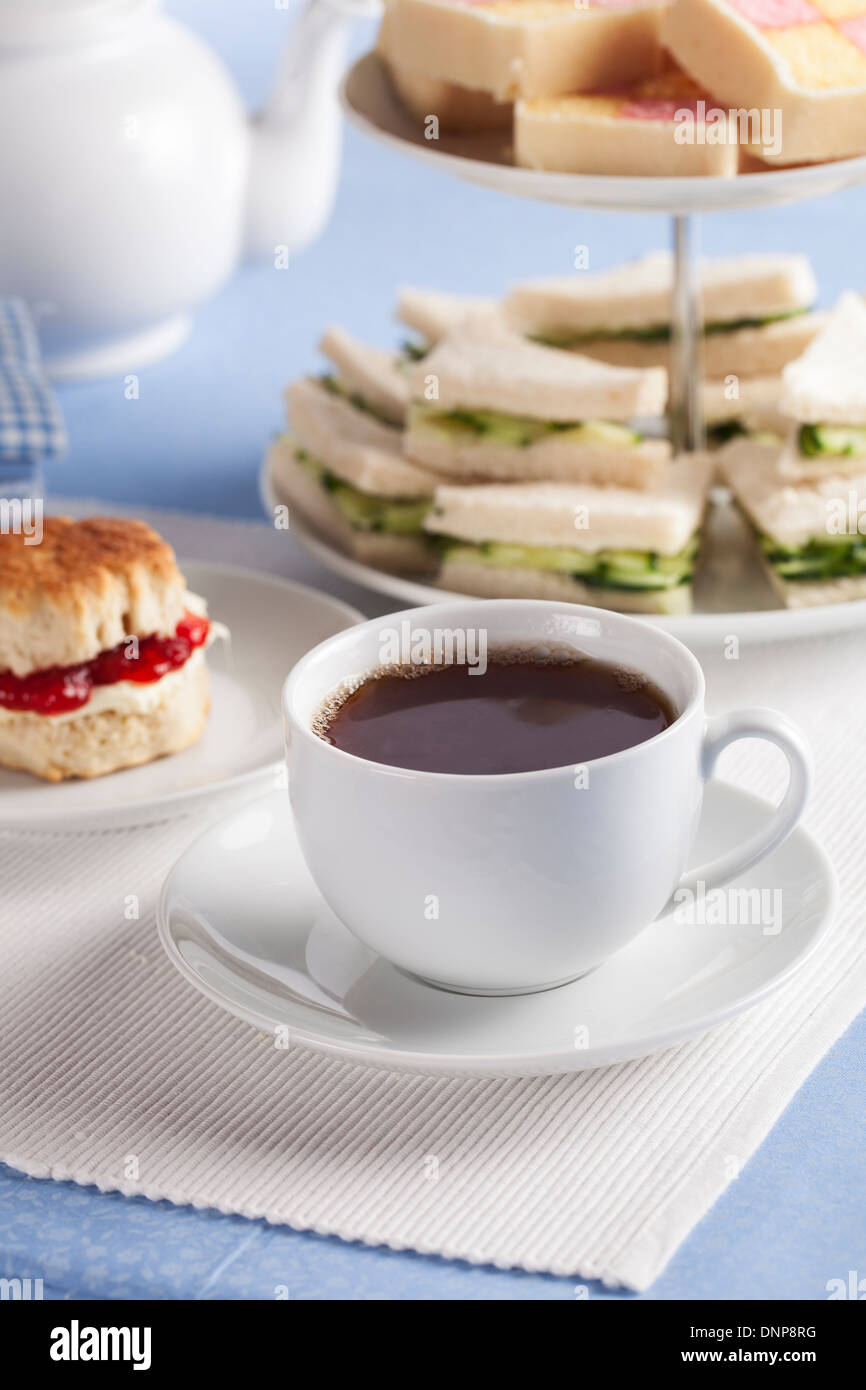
[342,52,866,216]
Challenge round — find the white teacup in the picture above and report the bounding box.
[282,601,811,996]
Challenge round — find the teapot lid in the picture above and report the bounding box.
[0,0,158,48]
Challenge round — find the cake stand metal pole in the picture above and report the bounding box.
[669,213,705,455]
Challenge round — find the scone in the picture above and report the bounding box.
[0,518,222,781]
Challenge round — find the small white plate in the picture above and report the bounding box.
[341,51,866,216]
[261,456,866,648]
[0,562,363,830]
[158,784,835,1077]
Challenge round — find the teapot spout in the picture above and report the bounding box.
[244,0,370,262]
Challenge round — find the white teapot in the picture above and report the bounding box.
[0,0,373,380]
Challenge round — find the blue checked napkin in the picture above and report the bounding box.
[0,298,66,486]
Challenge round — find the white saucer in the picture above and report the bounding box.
[158,784,835,1076]
[260,455,866,649]
[0,563,362,830]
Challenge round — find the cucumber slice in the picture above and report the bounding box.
[444,537,697,591]
[532,308,807,350]
[289,444,429,535]
[380,500,431,535]
[413,405,641,448]
[799,423,866,458]
[596,549,656,573]
[330,485,430,534]
[479,542,597,574]
[760,530,866,581]
[564,421,641,447]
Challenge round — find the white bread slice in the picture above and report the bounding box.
[663,0,866,165]
[720,438,866,548]
[577,311,825,379]
[397,286,497,346]
[437,558,693,614]
[505,251,817,338]
[779,437,866,484]
[759,564,866,610]
[377,8,511,131]
[380,0,669,102]
[406,312,669,421]
[319,326,409,426]
[267,442,437,574]
[406,412,672,488]
[424,456,713,554]
[781,293,866,427]
[285,377,439,498]
[701,374,784,427]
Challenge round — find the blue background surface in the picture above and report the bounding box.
[5,0,864,1300]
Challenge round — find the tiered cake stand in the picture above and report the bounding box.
[268,51,866,644]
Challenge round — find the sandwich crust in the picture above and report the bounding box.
[0,518,187,678]
[396,287,498,346]
[318,326,410,426]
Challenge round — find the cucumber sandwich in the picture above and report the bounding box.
[721,437,866,609]
[396,287,496,362]
[424,458,714,616]
[404,311,671,488]
[505,251,822,379]
[778,293,866,483]
[268,343,446,573]
[701,375,787,448]
[317,325,409,427]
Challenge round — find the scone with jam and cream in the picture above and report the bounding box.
[0,518,223,781]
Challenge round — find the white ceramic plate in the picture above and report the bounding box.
[158,784,835,1077]
[341,51,866,216]
[261,456,866,647]
[0,562,363,831]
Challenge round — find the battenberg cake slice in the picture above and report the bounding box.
[515,69,740,176]
[379,0,670,103]
[663,0,866,163]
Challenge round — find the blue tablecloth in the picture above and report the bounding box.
[4,0,863,1300]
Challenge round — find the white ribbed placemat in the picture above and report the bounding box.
[1,506,863,1289]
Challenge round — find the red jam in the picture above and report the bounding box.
[0,611,210,716]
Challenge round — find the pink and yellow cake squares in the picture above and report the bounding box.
[379,0,670,103]
[664,0,866,161]
[515,70,741,174]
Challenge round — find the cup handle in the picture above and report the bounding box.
[673,708,812,899]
